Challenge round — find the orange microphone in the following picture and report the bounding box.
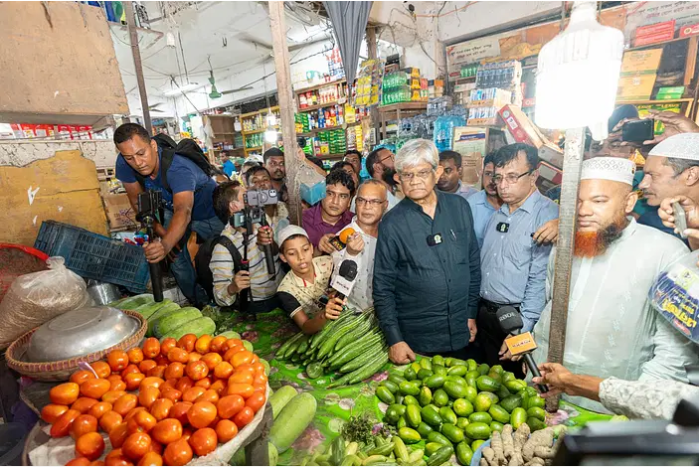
[329,227,356,251]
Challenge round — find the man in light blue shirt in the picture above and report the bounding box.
[478,143,559,376]
[437,150,478,200]
[468,152,502,247]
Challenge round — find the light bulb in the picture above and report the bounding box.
[264,129,277,143]
[266,112,277,127]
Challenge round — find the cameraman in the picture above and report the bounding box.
[114,123,223,305]
[209,181,283,313]
[245,166,290,242]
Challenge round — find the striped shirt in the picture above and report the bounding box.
[277,256,334,318]
[209,223,284,307]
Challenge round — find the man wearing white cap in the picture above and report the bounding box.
[507,156,696,413]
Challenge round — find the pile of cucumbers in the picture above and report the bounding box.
[376,356,548,466]
[304,432,430,466]
[276,309,389,387]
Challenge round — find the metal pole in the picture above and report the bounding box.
[124,1,151,134]
[545,127,585,411]
[269,2,301,225]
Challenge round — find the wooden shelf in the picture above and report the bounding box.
[616,98,694,105]
[294,78,346,95]
[242,126,279,136]
[317,153,346,160]
[297,121,362,136]
[241,106,279,118]
[378,102,428,112]
[245,146,263,153]
[625,36,690,52]
[297,100,345,113]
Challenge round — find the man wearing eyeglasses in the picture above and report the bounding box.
[366,147,400,211]
[373,139,481,364]
[478,143,559,376]
[264,148,289,203]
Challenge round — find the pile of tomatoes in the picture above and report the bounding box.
[41,334,268,466]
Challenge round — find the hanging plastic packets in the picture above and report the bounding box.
[649,251,699,343]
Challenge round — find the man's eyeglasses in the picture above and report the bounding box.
[356,197,386,207]
[379,153,395,164]
[399,169,434,182]
[492,170,533,185]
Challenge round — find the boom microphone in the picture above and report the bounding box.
[329,259,358,300]
[496,306,549,394]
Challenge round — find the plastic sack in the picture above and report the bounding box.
[0,256,90,349]
[649,250,699,344]
[297,162,326,206]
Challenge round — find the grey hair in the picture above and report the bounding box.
[395,139,439,172]
[664,157,699,176]
[358,178,388,195]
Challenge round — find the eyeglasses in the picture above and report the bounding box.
[356,197,386,207]
[379,153,395,164]
[492,170,533,185]
[399,169,434,182]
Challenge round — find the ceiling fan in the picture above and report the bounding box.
[208,57,254,99]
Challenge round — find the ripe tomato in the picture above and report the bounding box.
[209,379,226,395]
[142,338,161,359]
[201,352,223,371]
[245,391,266,413]
[107,350,129,372]
[75,432,104,461]
[160,387,182,403]
[160,337,177,356]
[182,386,206,403]
[177,334,197,352]
[216,395,245,419]
[98,410,122,432]
[209,336,227,353]
[181,428,193,443]
[234,363,255,375]
[41,404,68,423]
[252,383,267,394]
[65,458,91,466]
[50,409,80,438]
[113,393,138,416]
[90,361,111,379]
[71,414,98,439]
[124,373,145,391]
[147,439,163,454]
[121,364,140,378]
[175,376,194,393]
[150,398,174,421]
[88,402,112,420]
[253,373,268,386]
[90,461,106,466]
[222,346,243,363]
[71,397,98,414]
[169,401,192,425]
[187,401,217,429]
[50,382,80,405]
[151,418,183,445]
[231,351,254,368]
[138,359,157,374]
[213,362,234,380]
[215,419,239,443]
[137,452,163,466]
[194,377,211,389]
[124,407,147,422]
[127,410,157,434]
[127,347,144,365]
[122,432,151,461]
[137,387,159,410]
[251,362,266,376]
[167,348,189,364]
[194,335,212,354]
[196,389,220,405]
[228,371,253,385]
[102,390,126,404]
[187,352,202,363]
[105,448,132,466]
[163,437,193,466]
[154,354,169,366]
[162,378,178,391]
[139,376,164,390]
[189,427,218,456]
[164,362,184,380]
[70,370,96,385]
[185,361,209,381]
[147,365,166,379]
[109,422,130,449]
[225,383,254,399]
[233,406,255,429]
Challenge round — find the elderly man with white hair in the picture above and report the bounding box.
[373,139,481,363]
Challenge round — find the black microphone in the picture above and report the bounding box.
[329,259,359,300]
[495,306,549,394]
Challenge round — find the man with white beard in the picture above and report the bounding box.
[518,157,698,413]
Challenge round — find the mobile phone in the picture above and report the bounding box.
[622,119,654,143]
[672,201,688,239]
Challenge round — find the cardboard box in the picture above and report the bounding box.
[453,126,488,187]
[103,194,137,230]
[617,74,658,101]
[498,104,564,169]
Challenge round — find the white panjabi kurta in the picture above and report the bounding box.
[532,219,699,413]
[331,218,377,312]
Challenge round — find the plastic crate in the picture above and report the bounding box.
[34,221,149,293]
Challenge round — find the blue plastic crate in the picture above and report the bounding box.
[34,221,149,292]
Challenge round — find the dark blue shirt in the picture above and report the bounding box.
[115,148,217,221]
[373,191,481,354]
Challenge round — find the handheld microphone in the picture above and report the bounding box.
[329,259,359,300]
[495,306,549,394]
[329,227,356,251]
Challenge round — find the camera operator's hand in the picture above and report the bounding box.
[257,225,274,246]
[346,233,365,256]
[318,233,336,255]
[143,239,171,263]
[645,110,699,144]
[227,270,251,295]
[325,297,345,320]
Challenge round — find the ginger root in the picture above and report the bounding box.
[522,427,554,462]
[501,424,514,461]
[491,430,506,465]
[480,459,489,466]
[524,456,546,466]
[513,423,530,455]
[508,452,524,466]
[482,447,496,466]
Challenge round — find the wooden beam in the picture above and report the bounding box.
[123,0,151,134]
[366,26,380,145]
[269,2,301,225]
[545,127,585,412]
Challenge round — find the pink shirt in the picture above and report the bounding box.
[301,203,353,248]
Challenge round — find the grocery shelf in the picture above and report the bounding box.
[296,121,363,135]
[242,126,278,136]
[241,106,279,118]
[294,78,346,95]
[615,98,694,105]
[378,102,428,112]
[245,146,263,152]
[297,100,345,112]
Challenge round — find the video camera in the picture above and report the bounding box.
[137,190,164,302]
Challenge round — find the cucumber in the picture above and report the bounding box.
[376,386,395,405]
[489,404,511,424]
[268,385,298,419]
[153,307,202,339]
[510,407,527,429]
[277,332,304,359]
[380,380,399,394]
[464,422,491,440]
[331,435,346,465]
[394,437,410,463]
[328,333,382,369]
[455,441,473,466]
[398,427,421,444]
[427,446,453,466]
[164,316,216,341]
[283,334,309,359]
[338,341,384,373]
[306,363,324,379]
[269,392,317,453]
[441,423,465,443]
[328,350,388,388]
[334,315,374,351]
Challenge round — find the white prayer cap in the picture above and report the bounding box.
[278,225,309,250]
[581,157,635,185]
[649,133,699,160]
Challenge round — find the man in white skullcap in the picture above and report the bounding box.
[504,156,697,413]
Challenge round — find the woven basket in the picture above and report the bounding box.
[6,309,147,382]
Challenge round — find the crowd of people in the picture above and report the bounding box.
[113,108,699,420]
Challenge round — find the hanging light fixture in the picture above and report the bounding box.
[535,1,624,141]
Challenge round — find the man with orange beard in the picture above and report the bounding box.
[523,157,697,413]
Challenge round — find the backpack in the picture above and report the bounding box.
[131,133,228,192]
[194,234,243,302]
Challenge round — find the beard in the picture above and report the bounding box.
[574,219,626,258]
[381,166,398,189]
